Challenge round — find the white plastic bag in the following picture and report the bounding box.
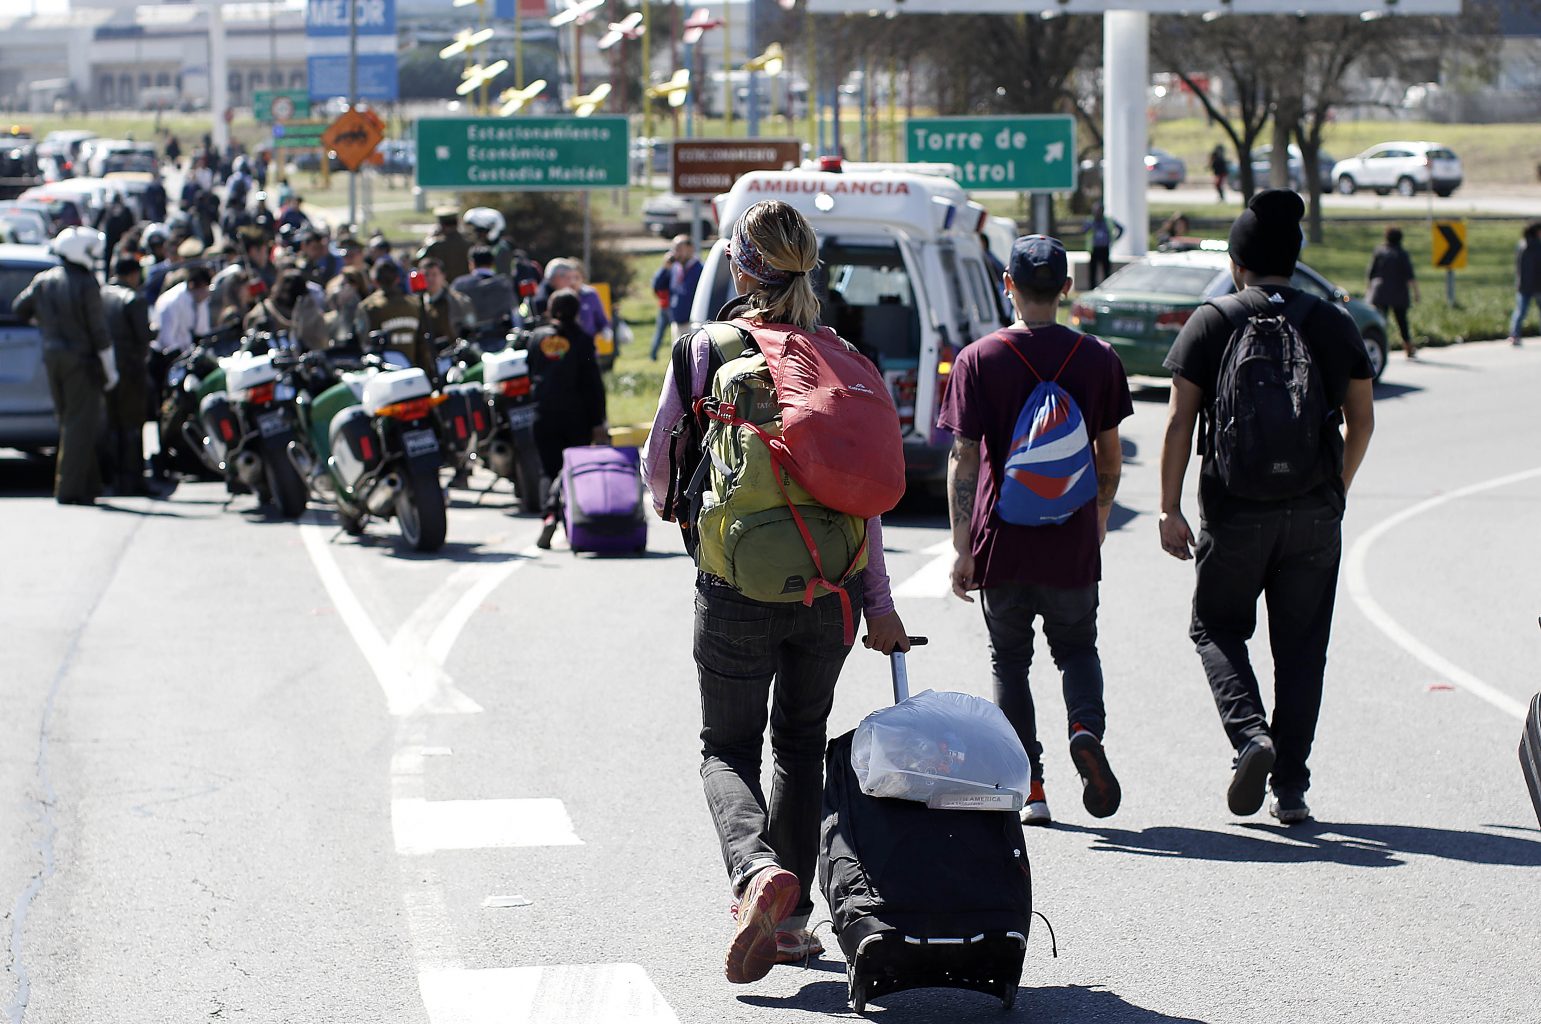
[850,689,1032,812]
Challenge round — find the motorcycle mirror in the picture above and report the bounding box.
[408,269,428,294]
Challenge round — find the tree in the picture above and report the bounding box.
[1153,14,1282,203]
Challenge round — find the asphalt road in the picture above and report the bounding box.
[3,339,1540,1024]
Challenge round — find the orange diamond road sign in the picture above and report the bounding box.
[322,110,385,172]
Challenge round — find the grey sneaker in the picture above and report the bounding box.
[1269,790,1311,825]
[1227,734,1276,816]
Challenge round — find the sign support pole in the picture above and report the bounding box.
[1446,269,1456,306]
[1103,9,1148,260]
[348,0,359,231]
[583,191,593,276]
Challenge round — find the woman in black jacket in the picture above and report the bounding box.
[1365,226,1421,359]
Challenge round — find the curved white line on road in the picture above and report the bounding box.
[1344,467,1541,722]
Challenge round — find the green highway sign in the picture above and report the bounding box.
[905,115,1076,192]
[415,117,630,191]
[272,120,327,148]
[254,89,311,124]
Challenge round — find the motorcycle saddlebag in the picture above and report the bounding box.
[819,729,1033,1010]
[560,445,647,554]
[329,405,380,489]
[438,382,491,447]
[199,390,239,460]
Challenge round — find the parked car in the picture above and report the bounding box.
[1069,248,1390,382]
[0,244,61,452]
[36,130,96,176]
[79,139,157,180]
[376,139,415,176]
[0,210,47,245]
[631,136,671,178]
[0,198,68,235]
[642,192,718,239]
[1229,144,1336,192]
[1078,148,1189,191]
[1331,142,1462,197]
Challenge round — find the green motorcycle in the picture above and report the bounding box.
[295,349,450,552]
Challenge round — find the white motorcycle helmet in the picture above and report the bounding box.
[462,206,505,243]
[51,226,105,272]
[142,222,169,250]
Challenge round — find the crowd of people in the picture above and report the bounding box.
[640,191,1378,984]
[10,138,625,509]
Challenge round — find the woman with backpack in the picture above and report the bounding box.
[641,199,910,986]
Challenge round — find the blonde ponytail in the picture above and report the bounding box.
[731,200,821,331]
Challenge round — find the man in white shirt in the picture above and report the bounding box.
[152,265,213,355]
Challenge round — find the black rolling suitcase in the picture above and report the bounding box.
[818,642,1051,1012]
[1522,692,1541,828]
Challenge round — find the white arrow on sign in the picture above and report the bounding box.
[1044,141,1065,164]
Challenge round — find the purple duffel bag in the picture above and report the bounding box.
[560,446,648,554]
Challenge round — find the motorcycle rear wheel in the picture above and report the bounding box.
[265,445,308,519]
[397,466,447,552]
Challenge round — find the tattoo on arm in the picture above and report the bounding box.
[948,437,980,528]
[1097,470,1120,509]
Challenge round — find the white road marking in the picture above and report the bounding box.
[892,539,956,598]
[418,965,680,1024]
[392,798,584,854]
[393,725,466,971]
[426,546,540,666]
[1344,466,1541,721]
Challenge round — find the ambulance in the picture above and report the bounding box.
[689,162,1016,485]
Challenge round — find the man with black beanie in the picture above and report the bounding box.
[1157,189,1376,826]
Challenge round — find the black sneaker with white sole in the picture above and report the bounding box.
[1069,728,1121,818]
[1269,789,1310,825]
[1227,734,1276,816]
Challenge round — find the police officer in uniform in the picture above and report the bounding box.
[461,207,514,276]
[101,256,155,495]
[13,227,118,505]
[355,259,429,372]
[416,207,471,281]
[451,246,518,332]
[414,257,473,352]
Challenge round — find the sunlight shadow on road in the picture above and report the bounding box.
[740,979,1211,1021]
[1054,821,1541,868]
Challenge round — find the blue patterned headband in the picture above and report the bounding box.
[730,223,803,287]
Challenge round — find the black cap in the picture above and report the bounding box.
[1008,234,1069,291]
[1228,188,1306,277]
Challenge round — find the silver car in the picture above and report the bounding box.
[0,245,61,453]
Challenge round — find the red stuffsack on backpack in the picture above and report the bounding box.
[739,318,906,520]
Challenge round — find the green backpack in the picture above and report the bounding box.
[691,323,869,631]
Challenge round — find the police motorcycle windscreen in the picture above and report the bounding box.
[199,391,240,463]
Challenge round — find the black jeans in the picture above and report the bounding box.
[1375,303,1411,346]
[1190,495,1344,795]
[695,574,865,926]
[1089,245,1112,288]
[980,583,1106,782]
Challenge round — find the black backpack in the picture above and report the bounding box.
[1204,291,1334,501]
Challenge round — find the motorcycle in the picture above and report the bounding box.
[193,330,310,518]
[438,320,545,513]
[154,322,244,482]
[298,336,450,552]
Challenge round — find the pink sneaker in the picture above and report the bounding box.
[724,867,800,984]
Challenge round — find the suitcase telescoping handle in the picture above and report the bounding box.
[862,635,928,704]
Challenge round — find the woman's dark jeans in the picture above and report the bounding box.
[694,574,864,923]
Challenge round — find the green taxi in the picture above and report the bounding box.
[1070,248,1390,381]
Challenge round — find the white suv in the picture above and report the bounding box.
[1331,142,1463,198]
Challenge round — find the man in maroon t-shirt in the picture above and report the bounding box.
[937,235,1134,826]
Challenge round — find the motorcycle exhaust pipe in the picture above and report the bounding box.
[365,472,403,516]
[182,421,224,472]
[233,449,264,488]
[286,439,316,480]
[486,437,514,477]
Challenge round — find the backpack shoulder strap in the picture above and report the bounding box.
[994,331,1043,383]
[704,320,755,364]
[1204,292,1253,334]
